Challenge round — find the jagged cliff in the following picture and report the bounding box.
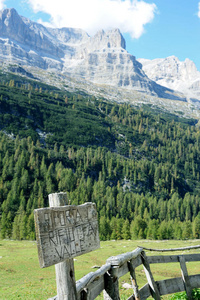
[139,56,200,100]
[0,8,186,101]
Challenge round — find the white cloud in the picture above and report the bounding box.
[0,0,6,10]
[198,2,200,18]
[26,0,157,38]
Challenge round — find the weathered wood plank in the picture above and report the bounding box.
[140,274,200,298]
[139,245,200,252]
[117,255,143,279]
[127,295,134,300]
[134,284,151,300]
[117,255,142,279]
[76,274,200,300]
[148,255,179,264]
[48,193,77,300]
[118,262,129,278]
[128,259,140,300]
[76,263,111,293]
[148,254,200,264]
[55,258,77,300]
[77,290,87,300]
[87,276,105,300]
[157,274,200,295]
[141,251,161,300]
[77,260,124,300]
[189,274,200,289]
[131,255,143,269]
[157,277,184,295]
[139,284,151,300]
[34,200,100,268]
[179,256,192,300]
[77,276,105,300]
[106,247,143,267]
[103,267,120,300]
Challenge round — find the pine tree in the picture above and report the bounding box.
[27,212,36,240]
[182,221,192,239]
[99,216,111,240]
[193,213,200,238]
[122,219,131,240]
[12,214,20,240]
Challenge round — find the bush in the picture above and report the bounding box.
[169,289,200,300]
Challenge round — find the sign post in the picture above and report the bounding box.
[34,192,100,300]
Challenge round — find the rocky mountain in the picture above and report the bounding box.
[0,8,186,101]
[138,56,200,101]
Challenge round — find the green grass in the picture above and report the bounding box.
[0,239,200,299]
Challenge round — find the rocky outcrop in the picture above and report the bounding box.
[139,56,200,100]
[88,28,126,51]
[67,29,157,94]
[0,8,186,101]
[0,8,64,58]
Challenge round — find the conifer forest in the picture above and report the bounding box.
[1,72,200,241]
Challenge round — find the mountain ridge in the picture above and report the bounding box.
[0,7,187,102]
[138,56,200,101]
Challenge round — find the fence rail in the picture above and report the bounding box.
[75,246,200,300]
[42,196,200,300]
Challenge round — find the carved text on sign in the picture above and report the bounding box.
[34,203,100,268]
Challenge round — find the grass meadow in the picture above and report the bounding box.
[0,239,200,300]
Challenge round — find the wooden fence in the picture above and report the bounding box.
[35,195,200,300]
[75,246,200,300]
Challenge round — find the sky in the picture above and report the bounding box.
[0,0,200,70]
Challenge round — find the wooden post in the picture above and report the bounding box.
[178,256,193,300]
[49,192,78,300]
[128,260,140,300]
[35,195,100,299]
[80,290,87,300]
[103,266,120,300]
[141,251,161,300]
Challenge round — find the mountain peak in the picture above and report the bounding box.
[1,7,18,15]
[0,7,19,18]
[139,56,200,100]
[0,7,24,37]
[0,7,20,22]
[0,8,189,101]
[0,7,64,60]
[92,28,126,49]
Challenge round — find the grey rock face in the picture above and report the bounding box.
[0,8,186,100]
[89,28,126,50]
[0,8,64,58]
[139,56,200,100]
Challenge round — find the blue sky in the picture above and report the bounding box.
[1,0,200,70]
[124,1,200,69]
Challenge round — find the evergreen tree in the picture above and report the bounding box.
[122,219,131,240]
[99,216,111,240]
[193,213,200,238]
[130,216,147,240]
[182,221,193,239]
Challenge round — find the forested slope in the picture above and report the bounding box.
[0,72,200,241]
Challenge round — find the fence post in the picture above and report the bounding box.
[178,256,193,300]
[141,251,161,300]
[49,192,78,300]
[128,259,140,300]
[103,266,120,300]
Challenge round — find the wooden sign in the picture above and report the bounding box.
[34,202,100,268]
